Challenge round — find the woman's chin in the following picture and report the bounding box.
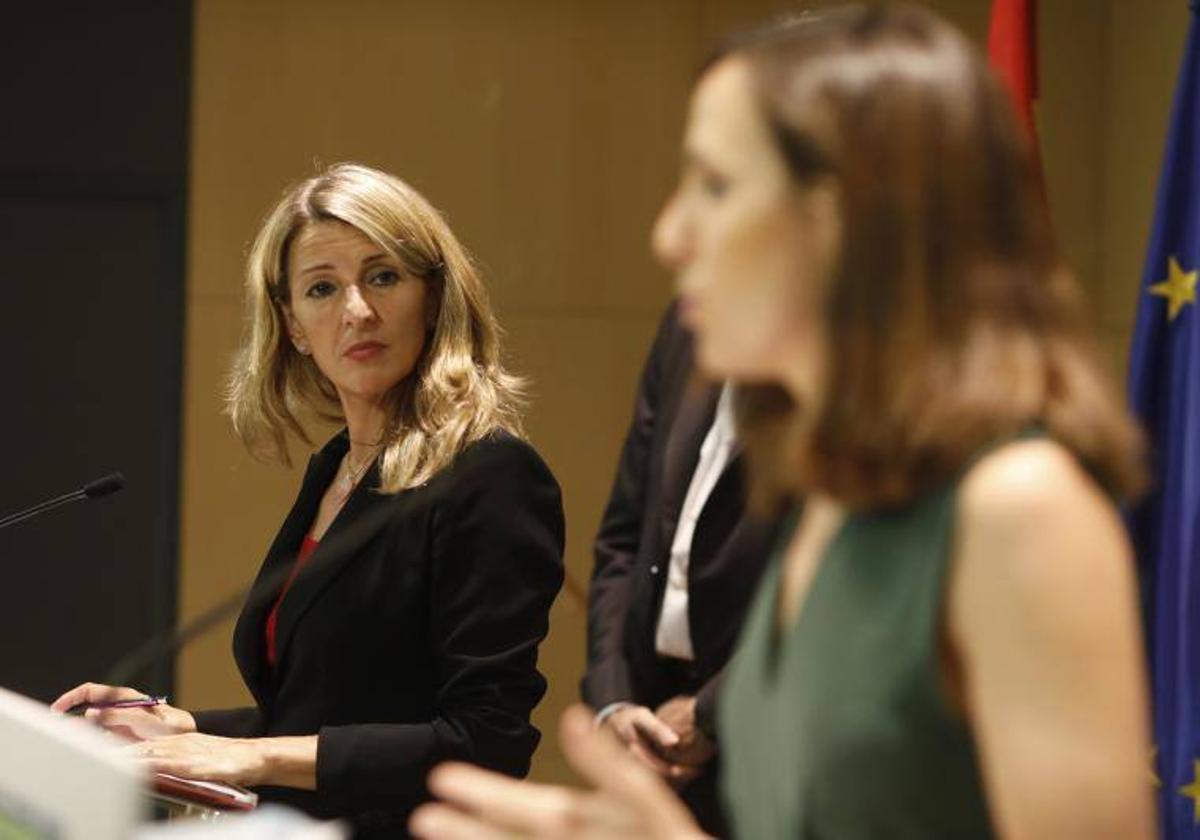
[693,344,730,381]
[696,340,773,385]
[332,380,401,409]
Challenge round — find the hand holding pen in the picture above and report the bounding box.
[50,681,196,741]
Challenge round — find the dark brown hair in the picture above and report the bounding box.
[719,4,1143,510]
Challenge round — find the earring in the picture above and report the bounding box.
[295,341,310,355]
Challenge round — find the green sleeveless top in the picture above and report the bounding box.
[718,478,995,838]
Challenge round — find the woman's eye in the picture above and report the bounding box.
[367,269,400,287]
[700,172,730,199]
[305,280,336,299]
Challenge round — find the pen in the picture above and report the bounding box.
[65,695,168,716]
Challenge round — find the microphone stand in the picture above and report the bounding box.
[0,473,125,530]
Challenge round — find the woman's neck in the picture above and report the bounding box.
[777,335,827,416]
[341,396,388,465]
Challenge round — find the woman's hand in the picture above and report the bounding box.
[654,695,715,770]
[50,682,195,741]
[126,733,266,786]
[410,704,709,840]
[600,704,698,784]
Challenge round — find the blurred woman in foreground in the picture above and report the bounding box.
[410,5,1154,838]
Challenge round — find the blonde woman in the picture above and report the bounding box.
[54,163,565,837]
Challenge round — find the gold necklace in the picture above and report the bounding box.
[339,449,378,494]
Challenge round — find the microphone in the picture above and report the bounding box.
[83,473,125,500]
[0,472,126,531]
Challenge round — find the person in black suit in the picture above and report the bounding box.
[53,163,564,837]
[581,301,779,835]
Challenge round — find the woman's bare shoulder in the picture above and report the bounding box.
[952,436,1134,635]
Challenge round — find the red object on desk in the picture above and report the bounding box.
[153,773,258,811]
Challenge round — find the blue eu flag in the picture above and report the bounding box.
[1127,2,1200,835]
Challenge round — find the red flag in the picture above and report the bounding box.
[988,0,1040,152]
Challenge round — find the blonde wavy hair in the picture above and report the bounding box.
[226,162,526,492]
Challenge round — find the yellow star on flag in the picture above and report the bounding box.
[1149,256,1198,321]
[1180,760,1200,823]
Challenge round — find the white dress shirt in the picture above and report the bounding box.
[653,383,737,661]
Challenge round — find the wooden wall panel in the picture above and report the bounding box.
[182,0,1183,784]
[182,0,700,782]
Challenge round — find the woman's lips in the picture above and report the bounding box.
[343,341,386,361]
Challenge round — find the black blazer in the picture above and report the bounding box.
[581,304,780,736]
[193,429,564,837]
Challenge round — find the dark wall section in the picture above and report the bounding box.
[0,3,191,700]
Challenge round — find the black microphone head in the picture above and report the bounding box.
[83,472,125,499]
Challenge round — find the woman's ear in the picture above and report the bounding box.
[284,307,310,355]
[802,179,842,283]
[807,180,842,259]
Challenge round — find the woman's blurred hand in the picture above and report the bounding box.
[50,682,195,741]
[410,704,709,840]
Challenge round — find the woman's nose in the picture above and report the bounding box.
[652,191,691,272]
[343,285,376,324]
